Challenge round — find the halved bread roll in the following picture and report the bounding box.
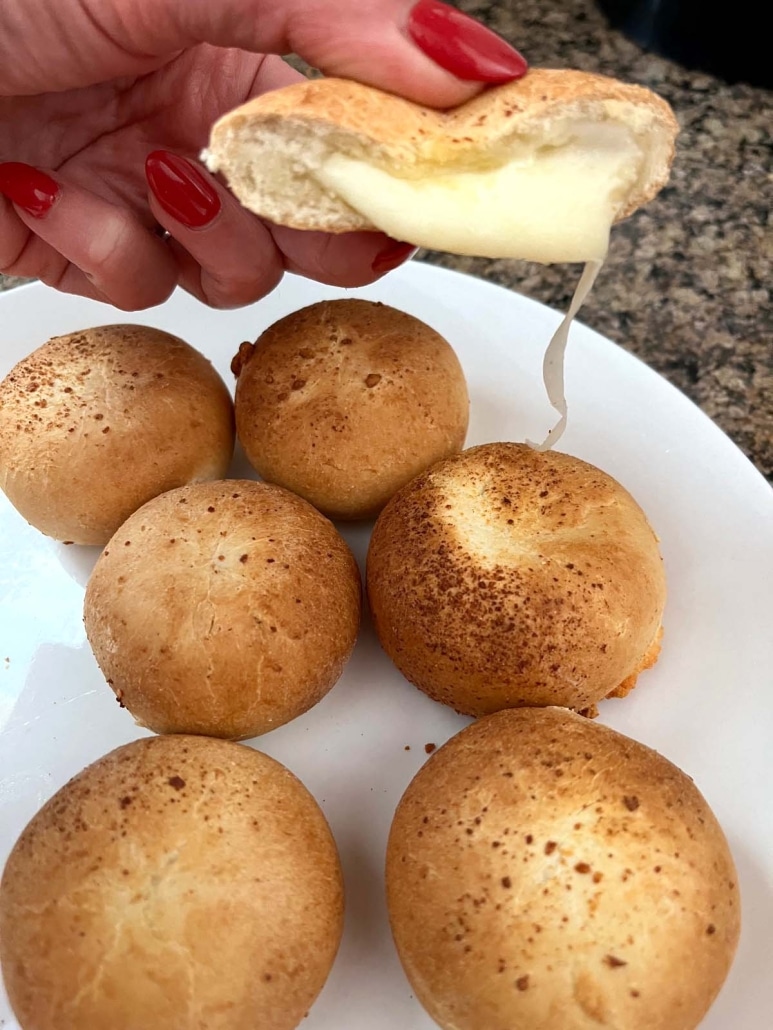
[205,69,678,264]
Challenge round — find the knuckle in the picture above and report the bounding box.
[100,273,177,313]
[202,267,282,310]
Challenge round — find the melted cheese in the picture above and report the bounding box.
[529,260,602,450]
[314,123,641,449]
[315,124,640,264]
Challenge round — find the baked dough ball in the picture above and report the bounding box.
[84,480,361,739]
[0,324,234,546]
[367,442,666,716]
[0,735,344,1030]
[231,299,469,519]
[386,708,740,1030]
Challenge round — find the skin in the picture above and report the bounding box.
[0,0,512,310]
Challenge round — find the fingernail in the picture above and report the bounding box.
[407,0,528,83]
[372,240,418,275]
[0,162,59,218]
[145,151,221,229]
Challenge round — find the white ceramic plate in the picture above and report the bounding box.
[1,265,772,1029]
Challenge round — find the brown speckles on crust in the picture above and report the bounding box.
[515,975,530,991]
[83,480,361,740]
[231,299,469,520]
[604,954,627,968]
[385,708,740,1030]
[0,735,344,1029]
[0,324,235,546]
[367,442,666,716]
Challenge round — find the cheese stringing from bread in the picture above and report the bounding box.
[314,123,638,263]
[205,70,678,446]
[205,70,677,263]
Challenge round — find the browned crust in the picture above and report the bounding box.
[386,708,741,1030]
[83,480,361,739]
[366,442,667,715]
[233,299,469,520]
[607,623,664,700]
[0,735,344,1030]
[0,325,235,545]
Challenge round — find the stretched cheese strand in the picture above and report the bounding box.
[529,259,603,451]
[315,133,631,449]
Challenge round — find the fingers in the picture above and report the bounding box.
[2,0,527,108]
[1,154,418,313]
[145,151,285,309]
[145,151,417,307]
[271,225,418,287]
[274,0,528,105]
[0,162,177,310]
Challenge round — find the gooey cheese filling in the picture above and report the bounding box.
[315,122,641,448]
[315,123,640,264]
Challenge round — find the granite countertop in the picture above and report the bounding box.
[1,0,770,480]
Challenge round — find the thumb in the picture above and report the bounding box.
[0,0,526,106]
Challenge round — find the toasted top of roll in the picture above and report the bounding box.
[386,707,740,1030]
[0,735,344,1030]
[205,69,679,263]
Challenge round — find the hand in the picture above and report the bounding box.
[0,0,526,310]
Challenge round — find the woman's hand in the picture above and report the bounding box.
[0,0,526,310]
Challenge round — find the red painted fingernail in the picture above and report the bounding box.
[372,240,418,275]
[408,0,527,83]
[0,162,59,218]
[145,151,221,229]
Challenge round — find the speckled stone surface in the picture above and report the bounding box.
[427,0,772,482]
[1,0,770,480]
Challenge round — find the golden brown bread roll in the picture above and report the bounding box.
[205,70,678,263]
[0,735,344,1030]
[367,442,666,715]
[84,480,361,739]
[386,708,740,1030]
[0,324,234,546]
[232,299,469,520]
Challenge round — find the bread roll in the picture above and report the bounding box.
[0,735,344,1030]
[205,70,678,263]
[0,324,234,546]
[367,442,666,715]
[386,708,740,1030]
[232,299,469,520]
[84,480,361,739]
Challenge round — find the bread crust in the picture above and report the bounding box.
[0,324,235,545]
[208,69,678,233]
[366,443,666,715]
[386,707,740,1030]
[84,480,361,738]
[233,299,469,520]
[0,735,344,1030]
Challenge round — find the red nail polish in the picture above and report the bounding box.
[145,151,221,229]
[372,240,418,275]
[408,0,528,83]
[0,162,59,218]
